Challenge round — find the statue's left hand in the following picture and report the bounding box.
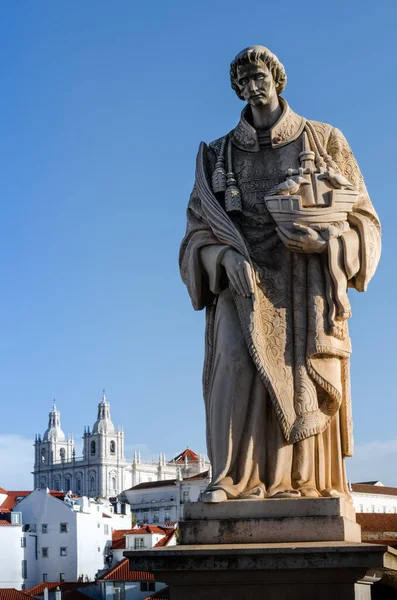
[276,223,327,254]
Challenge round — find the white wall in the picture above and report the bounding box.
[352,492,397,514]
[17,489,78,584]
[0,525,24,589]
[76,502,130,581]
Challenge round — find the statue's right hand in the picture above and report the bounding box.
[220,249,254,297]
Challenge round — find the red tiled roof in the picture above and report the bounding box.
[356,513,397,532]
[129,480,177,491]
[172,448,199,463]
[99,558,154,582]
[0,491,31,512]
[0,488,7,494]
[153,530,176,548]
[144,587,170,600]
[26,583,62,595]
[129,470,208,492]
[26,583,92,596]
[111,526,172,550]
[352,483,397,496]
[183,470,209,481]
[0,590,35,600]
[0,520,11,526]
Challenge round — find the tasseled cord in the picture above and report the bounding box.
[211,136,242,215]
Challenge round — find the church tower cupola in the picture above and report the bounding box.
[43,400,66,441]
[92,390,115,434]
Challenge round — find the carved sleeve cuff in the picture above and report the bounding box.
[200,245,229,295]
[341,228,361,281]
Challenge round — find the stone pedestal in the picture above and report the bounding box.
[125,499,397,598]
[126,542,397,599]
[181,497,361,544]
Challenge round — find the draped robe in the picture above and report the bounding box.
[179,99,381,499]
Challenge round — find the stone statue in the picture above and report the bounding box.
[179,46,381,502]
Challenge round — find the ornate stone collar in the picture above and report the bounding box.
[230,97,306,152]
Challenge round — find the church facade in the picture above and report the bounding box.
[33,393,208,498]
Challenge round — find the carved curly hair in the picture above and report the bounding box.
[230,46,287,99]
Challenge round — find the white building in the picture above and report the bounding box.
[110,525,176,564]
[119,471,210,525]
[33,395,209,498]
[351,481,397,514]
[0,487,131,588]
[98,527,176,600]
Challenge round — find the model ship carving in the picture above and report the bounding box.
[265,131,358,225]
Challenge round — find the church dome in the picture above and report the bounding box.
[43,401,66,442]
[92,391,115,434]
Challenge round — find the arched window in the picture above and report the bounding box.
[110,475,116,491]
[91,440,96,456]
[40,477,46,489]
[89,476,95,492]
[54,477,60,491]
[110,441,116,455]
[41,448,46,463]
[60,448,65,460]
[64,477,71,492]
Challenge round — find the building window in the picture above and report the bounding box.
[165,511,171,522]
[360,505,363,513]
[21,560,27,579]
[91,441,96,456]
[89,477,96,493]
[65,478,71,491]
[134,538,144,550]
[21,538,26,547]
[60,547,67,556]
[60,448,65,460]
[383,506,387,513]
[76,479,81,493]
[30,524,36,532]
[183,491,189,503]
[104,524,109,535]
[11,512,22,525]
[371,505,375,513]
[153,511,159,524]
[111,476,116,490]
[140,583,155,592]
[98,547,101,552]
[54,479,60,492]
[60,573,65,583]
[42,548,49,557]
[42,524,48,534]
[110,441,116,455]
[41,448,46,463]
[42,574,48,583]
[143,512,148,522]
[60,523,68,533]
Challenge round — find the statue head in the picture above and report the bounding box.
[230,46,287,107]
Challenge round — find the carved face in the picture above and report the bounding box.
[236,62,276,108]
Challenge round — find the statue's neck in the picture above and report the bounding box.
[250,97,282,131]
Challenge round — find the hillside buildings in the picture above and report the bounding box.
[32,394,209,498]
[0,487,130,589]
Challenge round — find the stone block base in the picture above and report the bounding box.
[181,497,361,544]
[126,541,397,600]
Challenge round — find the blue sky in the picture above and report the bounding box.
[0,0,396,488]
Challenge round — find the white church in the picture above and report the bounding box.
[33,393,209,498]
